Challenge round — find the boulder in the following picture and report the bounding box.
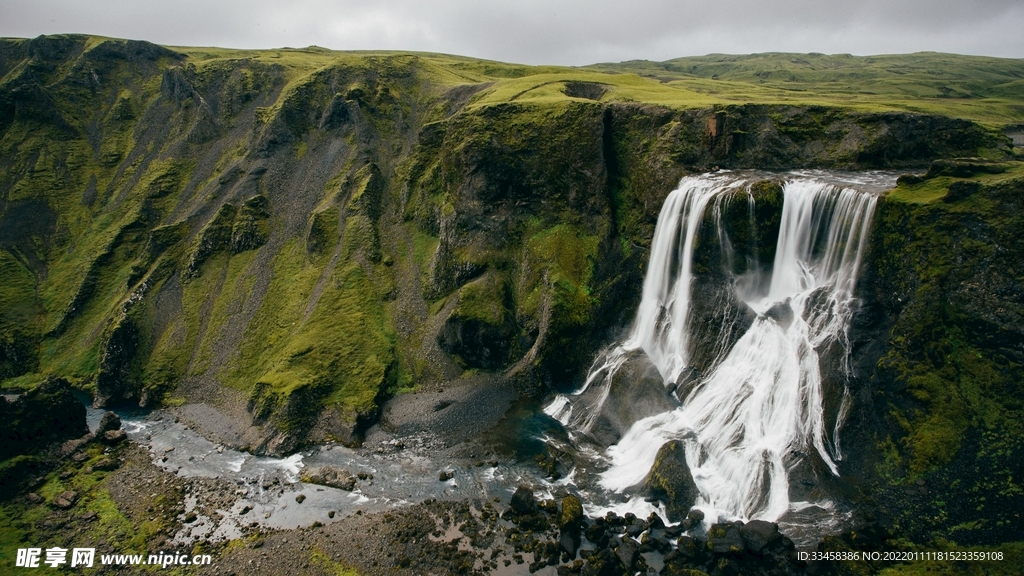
[644,441,700,522]
[559,495,584,530]
[98,411,122,433]
[100,429,127,445]
[739,519,782,554]
[613,537,639,570]
[92,457,118,471]
[510,486,537,514]
[303,466,357,491]
[707,521,745,555]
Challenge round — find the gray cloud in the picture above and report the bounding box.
[1,0,1021,64]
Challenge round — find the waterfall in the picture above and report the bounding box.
[546,171,881,527]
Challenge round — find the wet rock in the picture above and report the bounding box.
[559,530,581,556]
[510,486,537,514]
[613,537,639,570]
[303,466,356,491]
[98,411,122,433]
[53,490,77,509]
[438,470,454,481]
[707,522,745,554]
[184,512,198,523]
[327,510,335,518]
[644,441,699,522]
[682,507,705,530]
[100,429,128,445]
[763,298,794,330]
[675,535,702,559]
[584,522,609,549]
[739,519,781,554]
[559,495,584,530]
[295,494,306,504]
[582,548,623,576]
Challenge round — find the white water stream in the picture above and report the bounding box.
[547,171,890,535]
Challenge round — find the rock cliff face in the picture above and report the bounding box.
[0,35,1015,457]
[842,162,1024,546]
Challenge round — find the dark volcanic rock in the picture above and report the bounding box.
[706,521,745,554]
[739,519,782,554]
[510,485,537,514]
[98,411,122,433]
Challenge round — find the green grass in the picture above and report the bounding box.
[588,52,1024,127]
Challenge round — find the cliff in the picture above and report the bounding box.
[0,35,1017,458]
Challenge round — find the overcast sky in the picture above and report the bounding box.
[2,0,1022,65]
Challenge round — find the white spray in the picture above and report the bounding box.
[547,172,878,526]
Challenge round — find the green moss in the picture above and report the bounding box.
[307,208,340,260]
[454,274,508,326]
[520,223,599,328]
[230,240,394,431]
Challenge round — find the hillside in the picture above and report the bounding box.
[1,35,1023,574]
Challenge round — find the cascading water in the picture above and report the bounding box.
[547,171,888,540]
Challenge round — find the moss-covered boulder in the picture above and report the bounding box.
[644,440,700,522]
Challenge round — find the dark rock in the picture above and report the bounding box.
[675,535,702,559]
[100,429,127,445]
[510,486,537,514]
[647,512,665,530]
[614,538,639,569]
[739,519,781,554]
[584,522,609,549]
[295,494,306,504]
[184,511,198,523]
[438,470,454,481]
[626,522,645,537]
[327,510,335,518]
[582,548,624,576]
[559,530,581,556]
[98,411,122,433]
[763,298,794,330]
[707,522,745,555]
[53,490,77,509]
[644,441,700,522]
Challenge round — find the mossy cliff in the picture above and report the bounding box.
[839,161,1024,554]
[0,35,1017,454]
